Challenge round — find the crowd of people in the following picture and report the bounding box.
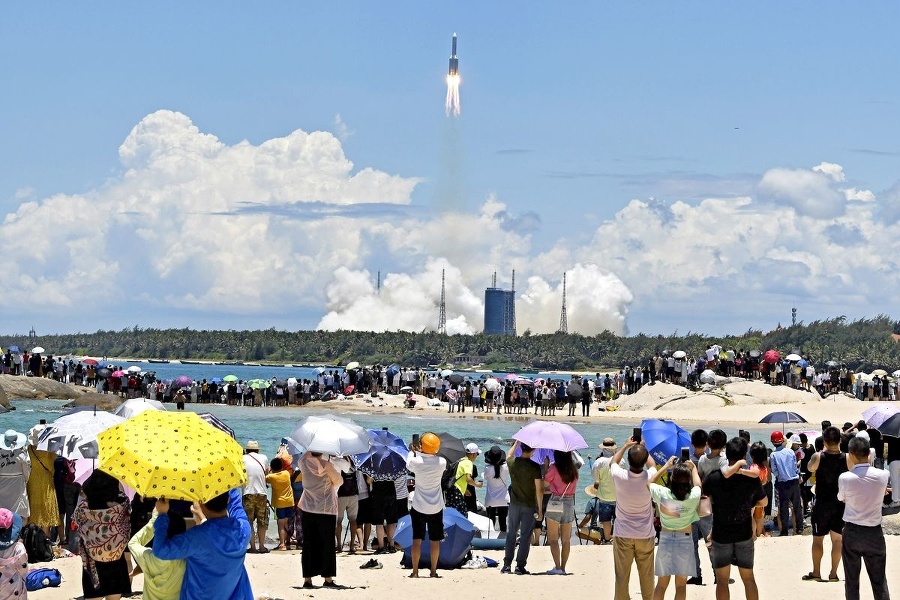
[1,410,897,599]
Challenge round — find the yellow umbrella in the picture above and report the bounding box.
[97,411,247,503]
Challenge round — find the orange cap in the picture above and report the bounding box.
[421,432,441,455]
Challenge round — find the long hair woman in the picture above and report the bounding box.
[648,458,702,600]
[483,446,510,532]
[543,450,578,575]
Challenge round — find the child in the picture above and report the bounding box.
[266,458,295,551]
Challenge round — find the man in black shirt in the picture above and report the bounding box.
[702,437,767,600]
[805,426,848,582]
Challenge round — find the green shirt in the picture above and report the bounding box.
[649,484,701,530]
[455,457,474,495]
[128,516,186,600]
[507,457,542,508]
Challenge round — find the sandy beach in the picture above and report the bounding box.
[36,535,900,599]
[319,378,884,431]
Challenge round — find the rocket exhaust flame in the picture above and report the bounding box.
[445,33,460,117]
[445,74,460,117]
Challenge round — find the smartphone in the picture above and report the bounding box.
[412,433,420,447]
[681,447,690,463]
[632,427,642,444]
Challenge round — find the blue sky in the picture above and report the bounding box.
[2,3,900,337]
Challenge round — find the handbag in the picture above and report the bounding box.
[698,496,712,518]
[545,482,572,516]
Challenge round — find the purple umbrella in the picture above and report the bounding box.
[173,375,193,388]
[512,421,588,452]
[863,405,900,429]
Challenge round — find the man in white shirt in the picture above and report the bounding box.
[838,436,890,600]
[405,433,447,578]
[242,440,270,553]
[609,436,657,600]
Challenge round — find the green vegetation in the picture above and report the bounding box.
[5,315,900,371]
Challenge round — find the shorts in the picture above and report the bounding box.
[369,494,398,525]
[811,501,844,536]
[710,538,754,570]
[545,495,576,524]
[357,497,373,525]
[395,497,409,519]
[410,508,444,541]
[275,506,295,520]
[655,530,696,576]
[243,494,269,529]
[338,495,359,521]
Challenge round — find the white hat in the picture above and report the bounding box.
[788,435,802,446]
[0,430,26,451]
[465,443,481,455]
[856,430,870,441]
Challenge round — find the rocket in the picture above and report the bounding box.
[448,33,458,76]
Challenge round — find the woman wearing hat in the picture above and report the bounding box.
[0,430,30,520]
[483,446,510,532]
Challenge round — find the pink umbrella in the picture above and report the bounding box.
[74,459,136,500]
[763,350,781,364]
[504,373,520,381]
[512,421,588,451]
[111,370,126,377]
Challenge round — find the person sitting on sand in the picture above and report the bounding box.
[153,488,253,600]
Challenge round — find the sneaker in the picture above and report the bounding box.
[500,565,511,574]
[359,558,382,570]
[546,568,565,575]
[514,567,530,575]
[686,576,703,586]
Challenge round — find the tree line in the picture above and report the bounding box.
[4,315,900,372]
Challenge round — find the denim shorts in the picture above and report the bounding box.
[710,538,754,570]
[275,506,295,520]
[545,495,575,524]
[655,530,696,576]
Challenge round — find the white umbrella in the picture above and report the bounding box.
[440,369,453,377]
[672,350,686,359]
[872,369,888,377]
[37,410,125,458]
[892,370,900,378]
[126,366,142,373]
[483,378,502,392]
[699,369,717,385]
[346,361,360,370]
[113,398,166,419]
[31,346,45,354]
[289,414,371,456]
[786,353,802,362]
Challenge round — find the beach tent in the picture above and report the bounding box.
[396,508,475,569]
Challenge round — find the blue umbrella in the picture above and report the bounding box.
[352,429,409,481]
[7,345,19,353]
[396,508,475,569]
[640,419,691,466]
[386,364,401,377]
[209,377,224,384]
[797,359,809,368]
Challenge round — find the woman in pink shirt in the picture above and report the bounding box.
[543,450,579,575]
[298,452,345,589]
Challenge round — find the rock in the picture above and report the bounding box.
[0,374,89,401]
[63,393,123,412]
[0,385,8,408]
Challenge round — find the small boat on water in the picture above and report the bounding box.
[147,359,170,364]
[180,360,202,364]
[260,363,285,368]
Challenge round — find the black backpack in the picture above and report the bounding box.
[21,523,53,563]
[440,459,464,495]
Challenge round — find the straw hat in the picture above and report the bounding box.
[584,482,599,498]
[245,440,260,451]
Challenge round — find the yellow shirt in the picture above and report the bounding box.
[128,516,186,600]
[455,457,474,495]
[266,471,294,509]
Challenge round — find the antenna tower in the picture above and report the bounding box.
[492,271,497,287]
[438,269,447,334]
[558,273,568,334]
[509,269,517,334]
[377,270,381,294]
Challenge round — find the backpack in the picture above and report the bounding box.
[25,567,62,591]
[20,523,53,563]
[440,459,464,494]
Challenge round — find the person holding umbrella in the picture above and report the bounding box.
[405,432,447,578]
[297,450,345,589]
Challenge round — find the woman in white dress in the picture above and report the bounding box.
[483,446,510,533]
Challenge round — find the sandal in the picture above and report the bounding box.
[802,573,822,582]
[825,575,840,582]
[322,581,348,589]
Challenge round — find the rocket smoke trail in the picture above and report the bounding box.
[445,33,460,117]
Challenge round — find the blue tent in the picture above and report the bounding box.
[395,508,475,569]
